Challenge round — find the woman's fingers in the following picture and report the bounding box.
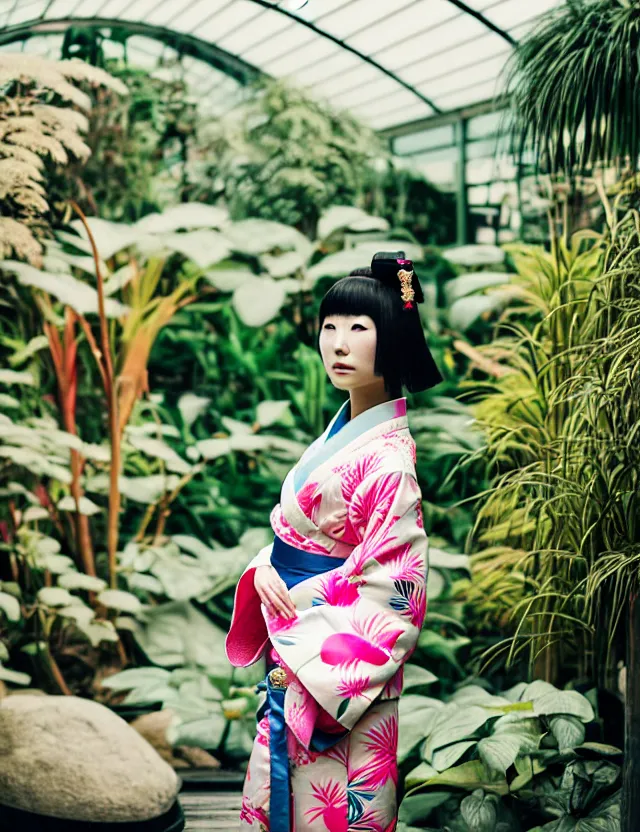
[274,582,296,616]
[262,585,292,618]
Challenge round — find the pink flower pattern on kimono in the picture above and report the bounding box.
[349,714,399,790]
[240,795,269,829]
[313,570,361,607]
[305,780,349,831]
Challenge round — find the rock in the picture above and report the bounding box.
[0,695,180,822]
[131,709,221,770]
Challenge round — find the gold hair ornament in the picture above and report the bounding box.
[397,268,415,309]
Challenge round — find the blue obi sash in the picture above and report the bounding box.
[257,533,348,832]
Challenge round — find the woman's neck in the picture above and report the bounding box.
[348,386,393,420]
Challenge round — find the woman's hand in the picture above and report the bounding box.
[254,565,296,619]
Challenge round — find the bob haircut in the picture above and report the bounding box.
[317,255,442,398]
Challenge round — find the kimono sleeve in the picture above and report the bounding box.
[225,541,273,667]
[272,466,428,738]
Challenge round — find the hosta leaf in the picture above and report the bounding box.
[402,664,438,690]
[38,587,75,607]
[0,591,20,621]
[398,791,449,823]
[428,547,471,571]
[551,715,586,749]
[126,435,191,474]
[424,705,492,760]
[76,617,119,646]
[97,589,142,614]
[460,789,499,832]
[101,666,171,691]
[233,276,287,327]
[135,203,228,234]
[443,244,505,267]
[2,261,127,317]
[167,712,227,749]
[22,506,49,522]
[534,691,594,722]
[403,762,440,791]
[57,495,102,515]
[477,733,523,773]
[256,400,292,429]
[432,739,476,771]
[163,230,231,268]
[69,217,140,259]
[58,572,107,592]
[0,369,35,386]
[178,392,210,429]
[0,663,31,685]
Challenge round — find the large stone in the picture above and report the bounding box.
[0,695,181,822]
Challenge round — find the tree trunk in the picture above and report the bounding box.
[622,587,640,831]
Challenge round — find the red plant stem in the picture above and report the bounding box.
[70,202,121,590]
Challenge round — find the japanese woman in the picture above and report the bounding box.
[226,251,442,832]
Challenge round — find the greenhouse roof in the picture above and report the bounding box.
[1,0,565,131]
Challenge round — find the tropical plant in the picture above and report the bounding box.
[195,78,385,235]
[0,53,127,264]
[398,679,621,832]
[506,0,640,174]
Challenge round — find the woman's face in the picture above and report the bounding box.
[319,313,384,392]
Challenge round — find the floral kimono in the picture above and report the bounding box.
[226,396,429,832]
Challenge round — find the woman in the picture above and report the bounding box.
[226,251,442,832]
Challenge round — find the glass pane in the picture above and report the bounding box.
[433,78,503,111]
[45,0,90,16]
[330,76,402,111]
[486,0,562,30]
[262,32,330,74]
[245,24,314,66]
[467,110,506,140]
[314,63,386,100]
[376,11,486,70]
[221,10,291,55]
[196,1,262,41]
[367,100,433,130]
[400,32,503,86]
[320,0,415,40]
[418,53,509,99]
[393,124,455,156]
[348,0,457,54]
[161,0,230,33]
[6,0,43,26]
[293,49,362,87]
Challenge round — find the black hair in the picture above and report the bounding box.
[317,251,442,398]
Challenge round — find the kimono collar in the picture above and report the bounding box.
[292,396,407,495]
[325,396,407,440]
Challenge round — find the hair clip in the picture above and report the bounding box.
[397,259,415,309]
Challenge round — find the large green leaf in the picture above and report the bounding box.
[551,715,586,750]
[460,789,499,832]
[3,261,128,317]
[0,591,20,621]
[232,276,287,327]
[402,663,438,691]
[101,666,172,692]
[398,791,450,824]
[424,705,494,761]
[534,690,594,722]
[162,230,231,268]
[134,600,231,674]
[477,733,522,774]
[448,292,511,332]
[444,272,509,304]
[135,203,229,234]
[432,739,476,772]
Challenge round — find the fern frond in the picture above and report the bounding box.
[0,217,42,265]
